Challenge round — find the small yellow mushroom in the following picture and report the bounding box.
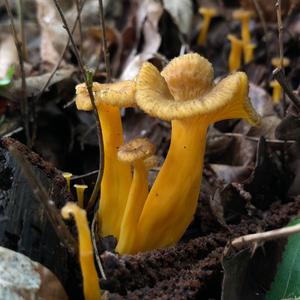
[233,9,253,44]
[227,34,243,72]
[61,203,101,300]
[74,184,88,208]
[76,81,136,239]
[134,53,260,252]
[244,41,256,64]
[197,7,218,46]
[271,57,290,69]
[116,138,156,254]
[233,9,254,62]
[62,172,72,192]
[270,80,282,103]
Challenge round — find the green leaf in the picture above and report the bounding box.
[0,66,15,87]
[266,219,300,300]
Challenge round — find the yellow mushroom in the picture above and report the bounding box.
[227,34,243,72]
[116,138,156,254]
[233,9,254,62]
[270,80,282,103]
[134,53,260,252]
[74,184,88,208]
[62,172,72,192]
[76,81,135,239]
[244,41,256,64]
[197,7,218,46]
[61,203,101,300]
[271,57,290,69]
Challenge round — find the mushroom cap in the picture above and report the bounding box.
[271,57,290,68]
[199,7,218,17]
[76,80,136,111]
[161,53,214,101]
[233,9,254,20]
[74,184,88,190]
[118,138,156,163]
[136,61,260,126]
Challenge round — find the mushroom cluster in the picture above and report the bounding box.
[73,53,260,255]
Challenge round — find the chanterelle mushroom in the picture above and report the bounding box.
[76,80,135,239]
[116,138,156,254]
[134,53,260,252]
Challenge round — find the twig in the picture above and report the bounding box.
[4,0,30,146]
[8,145,77,255]
[92,215,107,280]
[220,132,296,145]
[51,0,104,212]
[16,0,26,59]
[275,0,286,116]
[71,170,99,180]
[231,223,300,247]
[273,68,300,111]
[76,0,84,61]
[97,0,112,82]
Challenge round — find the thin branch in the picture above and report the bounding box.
[273,68,300,111]
[92,215,107,280]
[51,0,104,212]
[71,170,99,180]
[97,0,112,82]
[4,0,30,146]
[221,132,296,145]
[8,145,77,255]
[76,0,84,61]
[16,0,26,59]
[275,0,286,116]
[231,223,300,247]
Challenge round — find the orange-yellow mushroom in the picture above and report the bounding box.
[244,41,256,64]
[227,34,243,72]
[271,57,290,69]
[74,184,88,208]
[270,80,282,103]
[62,172,72,192]
[116,138,156,254]
[134,53,260,252]
[197,7,217,46]
[233,9,254,62]
[61,203,101,300]
[76,81,136,239]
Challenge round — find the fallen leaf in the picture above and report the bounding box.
[162,0,193,35]
[0,35,18,80]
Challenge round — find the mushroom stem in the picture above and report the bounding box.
[74,184,88,208]
[117,160,148,254]
[197,8,217,46]
[228,35,243,72]
[62,172,72,192]
[270,80,282,103]
[61,203,101,300]
[136,119,207,252]
[97,104,132,239]
[244,42,255,64]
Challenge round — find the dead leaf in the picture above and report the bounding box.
[162,0,193,35]
[0,35,18,80]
